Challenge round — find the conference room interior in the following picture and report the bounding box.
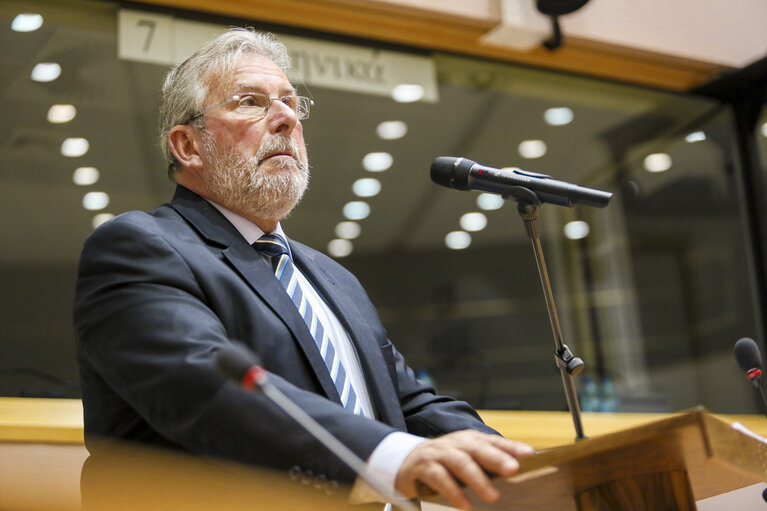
[2,0,767,420]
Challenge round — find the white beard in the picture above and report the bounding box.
[201,132,310,222]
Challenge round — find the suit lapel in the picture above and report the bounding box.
[291,242,404,426]
[169,186,340,401]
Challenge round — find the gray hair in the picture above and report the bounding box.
[158,27,292,180]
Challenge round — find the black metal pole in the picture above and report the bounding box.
[516,199,588,441]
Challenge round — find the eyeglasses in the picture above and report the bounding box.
[189,92,313,123]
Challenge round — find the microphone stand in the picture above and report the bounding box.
[509,186,588,441]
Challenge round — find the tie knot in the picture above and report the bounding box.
[253,234,290,259]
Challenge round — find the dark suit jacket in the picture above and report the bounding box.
[74,185,495,484]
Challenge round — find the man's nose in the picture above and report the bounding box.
[266,98,298,134]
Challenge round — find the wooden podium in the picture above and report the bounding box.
[425,409,767,511]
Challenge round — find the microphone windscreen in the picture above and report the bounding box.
[216,342,261,382]
[734,337,762,372]
[430,157,473,190]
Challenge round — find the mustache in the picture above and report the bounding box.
[255,136,304,166]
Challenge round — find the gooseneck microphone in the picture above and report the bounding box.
[215,343,419,511]
[216,341,268,390]
[430,156,612,208]
[734,337,767,418]
[735,337,763,384]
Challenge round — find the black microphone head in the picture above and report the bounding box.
[430,156,474,191]
[734,337,762,372]
[216,342,261,382]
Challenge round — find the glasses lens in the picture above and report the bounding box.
[297,97,312,120]
[237,93,270,115]
[200,93,311,121]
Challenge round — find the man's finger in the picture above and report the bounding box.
[447,431,530,477]
[439,451,500,503]
[415,461,473,511]
[484,434,536,457]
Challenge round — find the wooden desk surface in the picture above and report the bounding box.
[479,409,767,449]
[0,397,84,444]
[1,397,766,449]
[1,398,765,510]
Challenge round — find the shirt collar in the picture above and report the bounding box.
[206,199,289,248]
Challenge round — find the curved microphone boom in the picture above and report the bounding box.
[430,156,612,208]
[215,343,419,511]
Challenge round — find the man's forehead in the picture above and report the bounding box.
[231,81,297,94]
[206,69,294,103]
[220,54,295,93]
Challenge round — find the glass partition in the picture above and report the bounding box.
[0,0,763,415]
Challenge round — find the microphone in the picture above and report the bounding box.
[215,343,419,511]
[216,341,267,391]
[734,337,764,386]
[733,337,767,418]
[430,156,612,208]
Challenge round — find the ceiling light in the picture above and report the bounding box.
[61,137,89,157]
[544,107,573,126]
[391,84,424,103]
[376,120,408,140]
[761,122,767,137]
[343,201,370,220]
[518,139,547,159]
[445,231,471,250]
[12,13,43,32]
[564,220,590,240]
[31,62,61,82]
[335,221,361,240]
[352,178,381,197]
[327,239,353,258]
[459,212,487,232]
[644,153,672,173]
[685,131,706,143]
[477,193,504,211]
[83,191,109,211]
[47,104,77,123]
[92,213,114,229]
[362,152,393,172]
[73,166,99,185]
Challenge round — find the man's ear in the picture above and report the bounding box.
[168,125,204,171]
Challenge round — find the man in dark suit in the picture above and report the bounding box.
[74,27,532,509]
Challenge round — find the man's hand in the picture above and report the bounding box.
[394,430,534,510]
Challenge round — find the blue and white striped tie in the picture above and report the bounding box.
[253,234,360,414]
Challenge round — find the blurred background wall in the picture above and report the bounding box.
[1,0,766,415]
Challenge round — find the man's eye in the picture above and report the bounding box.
[239,95,267,108]
[280,96,298,110]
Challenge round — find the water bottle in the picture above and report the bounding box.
[579,375,600,412]
[599,375,621,412]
